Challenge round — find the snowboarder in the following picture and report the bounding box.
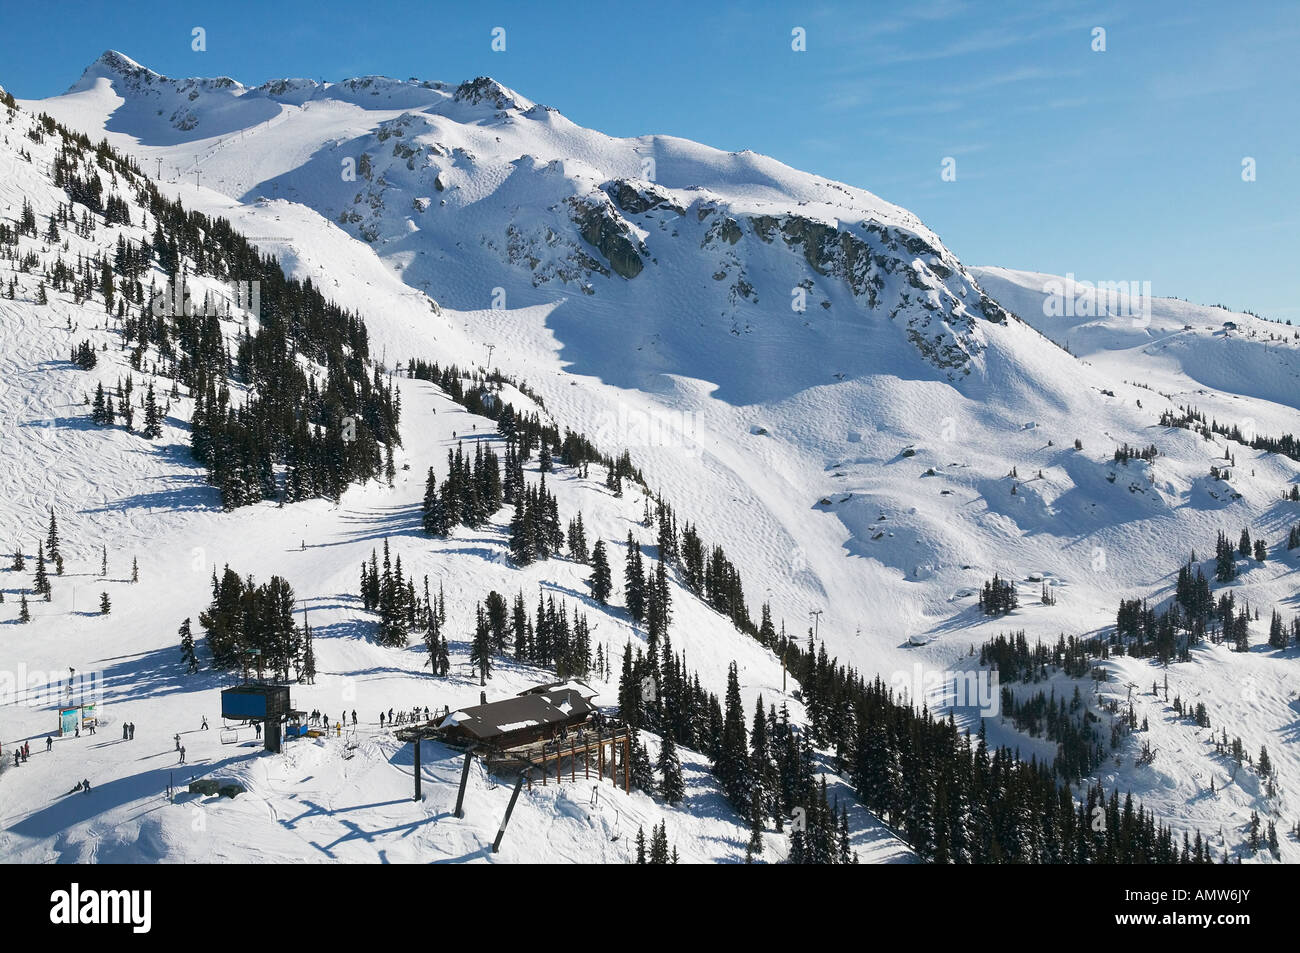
[200,716,208,730]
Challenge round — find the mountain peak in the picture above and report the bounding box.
[70,49,161,93]
[452,75,533,111]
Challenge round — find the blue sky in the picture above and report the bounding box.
[2,0,1296,319]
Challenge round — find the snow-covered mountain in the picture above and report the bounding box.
[3,52,1299,863]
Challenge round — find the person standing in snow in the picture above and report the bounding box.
[201,716,208,730]
[123,723,129,741]
[46,736,53,752]
[174,733,181,751]
[179,746,186,764]
[254,722,261,739]
[379,712,385,727]
[351,710,357,726]
[83,778,91,793]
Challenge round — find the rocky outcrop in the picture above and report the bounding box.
[568,196,644,279]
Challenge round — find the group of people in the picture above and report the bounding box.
[306,709,357,729]
[380,706,436,728]
[11,740,31,766]
[121,722,136,740]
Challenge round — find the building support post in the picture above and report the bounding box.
[492,774,527,854]
[413,738,422,801]
[454,750,473,818]
[623,734,630,793]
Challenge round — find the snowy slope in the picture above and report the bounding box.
[6,53,1300,862]
[0,94,911,863]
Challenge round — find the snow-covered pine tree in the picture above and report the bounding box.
[657,731,685,804]
[179,617,199,673]
[589,539,612,604]
[470,602,492,685]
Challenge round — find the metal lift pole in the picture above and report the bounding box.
[454,750,473,818]
[492,773,527,853]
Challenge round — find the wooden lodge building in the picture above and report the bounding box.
[436,680,601,751]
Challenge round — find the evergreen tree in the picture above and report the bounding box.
[625,532,645,622]
[630,736,656,792]
[99,591,111,614]
[34,542,50,600]
[45,507,60,563]
[745,800,764,863]
[649,821,670,864]
[471,602,493,685]
[301,623,317,684]
[19,593,30,623]
[634,826,646,864]
[657,731,685,804]
[179,617,199,673]
[141,382,162,438]
[715,663,752,811]
[589,539,612,604]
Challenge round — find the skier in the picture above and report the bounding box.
[200,716,208,730]
[174,733,181,751]
[178,746,186,764]
[388,707,394,723]
[351,710,357,726]
[12,750,18,767]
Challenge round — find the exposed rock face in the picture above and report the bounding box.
[568,196,644,279]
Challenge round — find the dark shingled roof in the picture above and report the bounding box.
[438,687,597,744]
